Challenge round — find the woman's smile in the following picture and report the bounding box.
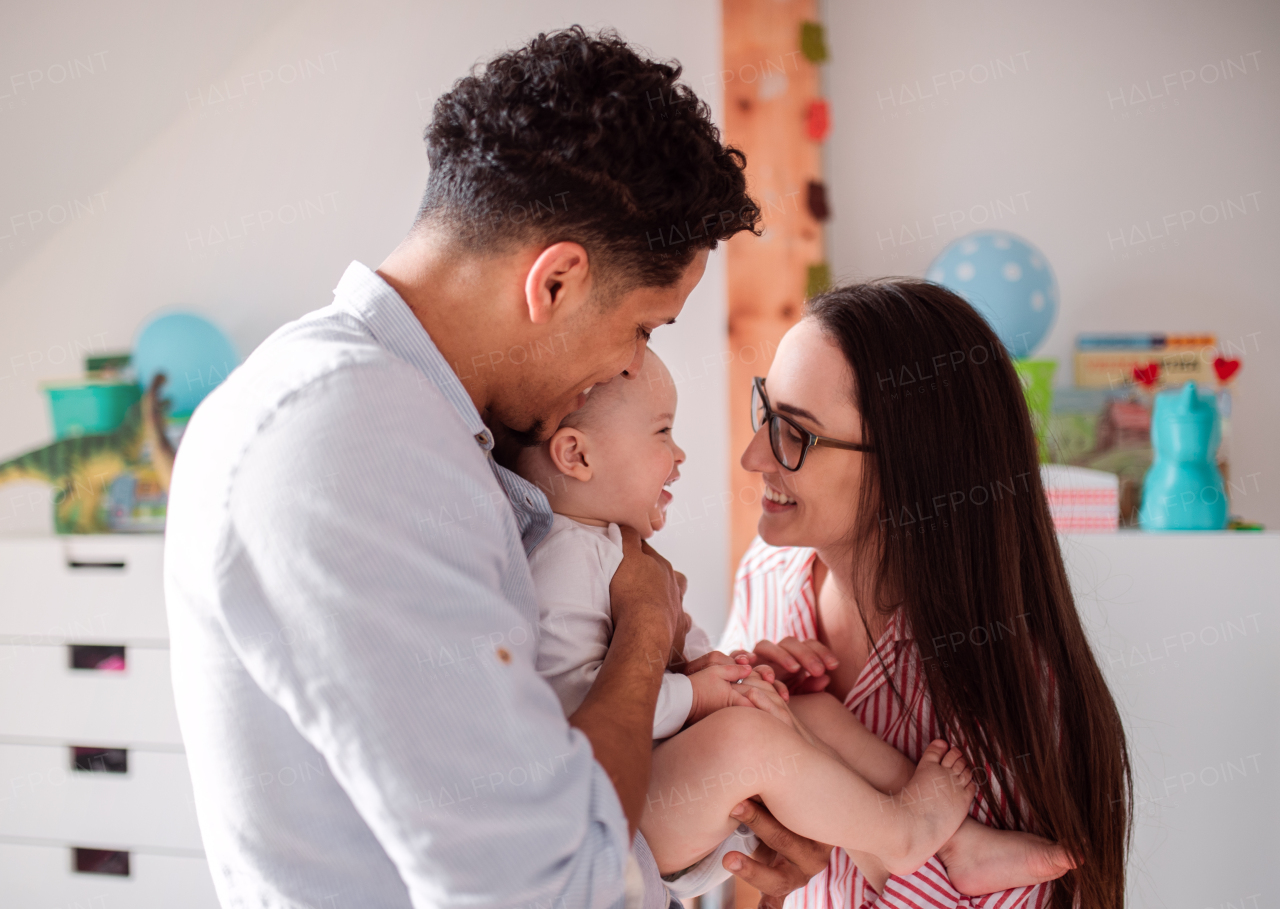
[762,481,796,511]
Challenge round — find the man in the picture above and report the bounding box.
[165,27,828,909]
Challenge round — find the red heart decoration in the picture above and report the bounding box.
[1132,362,1161,388]
[1213,356,1241,383]
[806,99,830,142]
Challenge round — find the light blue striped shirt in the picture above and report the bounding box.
[164,262,647,909]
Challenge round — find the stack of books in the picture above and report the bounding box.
[1073,334,1217,390]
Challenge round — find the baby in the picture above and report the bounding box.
[516,350,1071,898]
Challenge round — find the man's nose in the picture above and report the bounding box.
[622,339,647,378]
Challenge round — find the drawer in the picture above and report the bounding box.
[0,644,182,746]
[0,743,202,851]
[0,535,168,642]
[0,840,219,908]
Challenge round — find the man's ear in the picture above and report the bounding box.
[525,242,591,325]
[548,426,593,482]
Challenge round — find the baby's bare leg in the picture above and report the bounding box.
[937,817,1075,894]
[640,706,972,878]
[788,694,1073,895]
[786,693,917,892]
[788,693,915,792]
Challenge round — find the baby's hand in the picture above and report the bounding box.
[685,663,755,726]
[685,665,790,727]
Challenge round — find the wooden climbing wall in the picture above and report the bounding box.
[722,2,827,906]
[724,0,826,580]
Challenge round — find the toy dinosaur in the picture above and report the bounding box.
[0,377,175,533]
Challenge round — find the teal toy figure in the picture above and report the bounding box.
[1138,383,1228,531]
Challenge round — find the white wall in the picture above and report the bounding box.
[0,0,732,638]
[825,0,1279,529]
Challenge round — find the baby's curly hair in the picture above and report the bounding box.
[419,26,761,289]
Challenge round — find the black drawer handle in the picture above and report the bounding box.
[72,746,128,774]
[67,559,126,570]
[73,847,130,876]
[69,644,126,671]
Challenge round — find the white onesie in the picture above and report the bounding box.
[528,513,758,897]
[529,514,713,739]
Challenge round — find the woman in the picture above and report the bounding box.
[723,279,1132,908]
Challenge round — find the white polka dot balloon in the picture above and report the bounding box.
[926,230,1058,358]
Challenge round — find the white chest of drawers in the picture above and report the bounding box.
[0,534,219,907]
[4,530,1276,907]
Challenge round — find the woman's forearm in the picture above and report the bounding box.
[569,615,670,836]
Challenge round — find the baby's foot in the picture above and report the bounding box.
[937,818,1076,896]
[882,740,975,876]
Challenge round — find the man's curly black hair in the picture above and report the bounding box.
[418,26,761,290]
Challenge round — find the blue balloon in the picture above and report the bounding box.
[926,230,1058,357]
[132,313,239,417]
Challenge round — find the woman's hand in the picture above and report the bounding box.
[723,798,833,907]
[731,637,839,695]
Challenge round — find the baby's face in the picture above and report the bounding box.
[574,354,685,537]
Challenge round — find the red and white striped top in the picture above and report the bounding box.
[722,538,1054,909]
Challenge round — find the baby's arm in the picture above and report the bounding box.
[654,616,716,737]
[538,603,706,739]
[653,672,694,739]
[532,544,742,737]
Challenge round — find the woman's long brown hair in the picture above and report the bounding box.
[807,280,1131,908]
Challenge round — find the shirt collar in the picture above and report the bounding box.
[331,261,550,551]
[332,260,494,451]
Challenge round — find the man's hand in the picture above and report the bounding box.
[609,527,684,666]
[679,649,738,675]
[686,650,773,681]
[575,527,686,836]
[667,611,692,671]
[723,798,833,908]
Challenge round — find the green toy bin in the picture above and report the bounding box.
[1013,359,1057,462]
[42,380,142,439]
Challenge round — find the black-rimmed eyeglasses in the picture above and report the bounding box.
[751,376,874,471]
